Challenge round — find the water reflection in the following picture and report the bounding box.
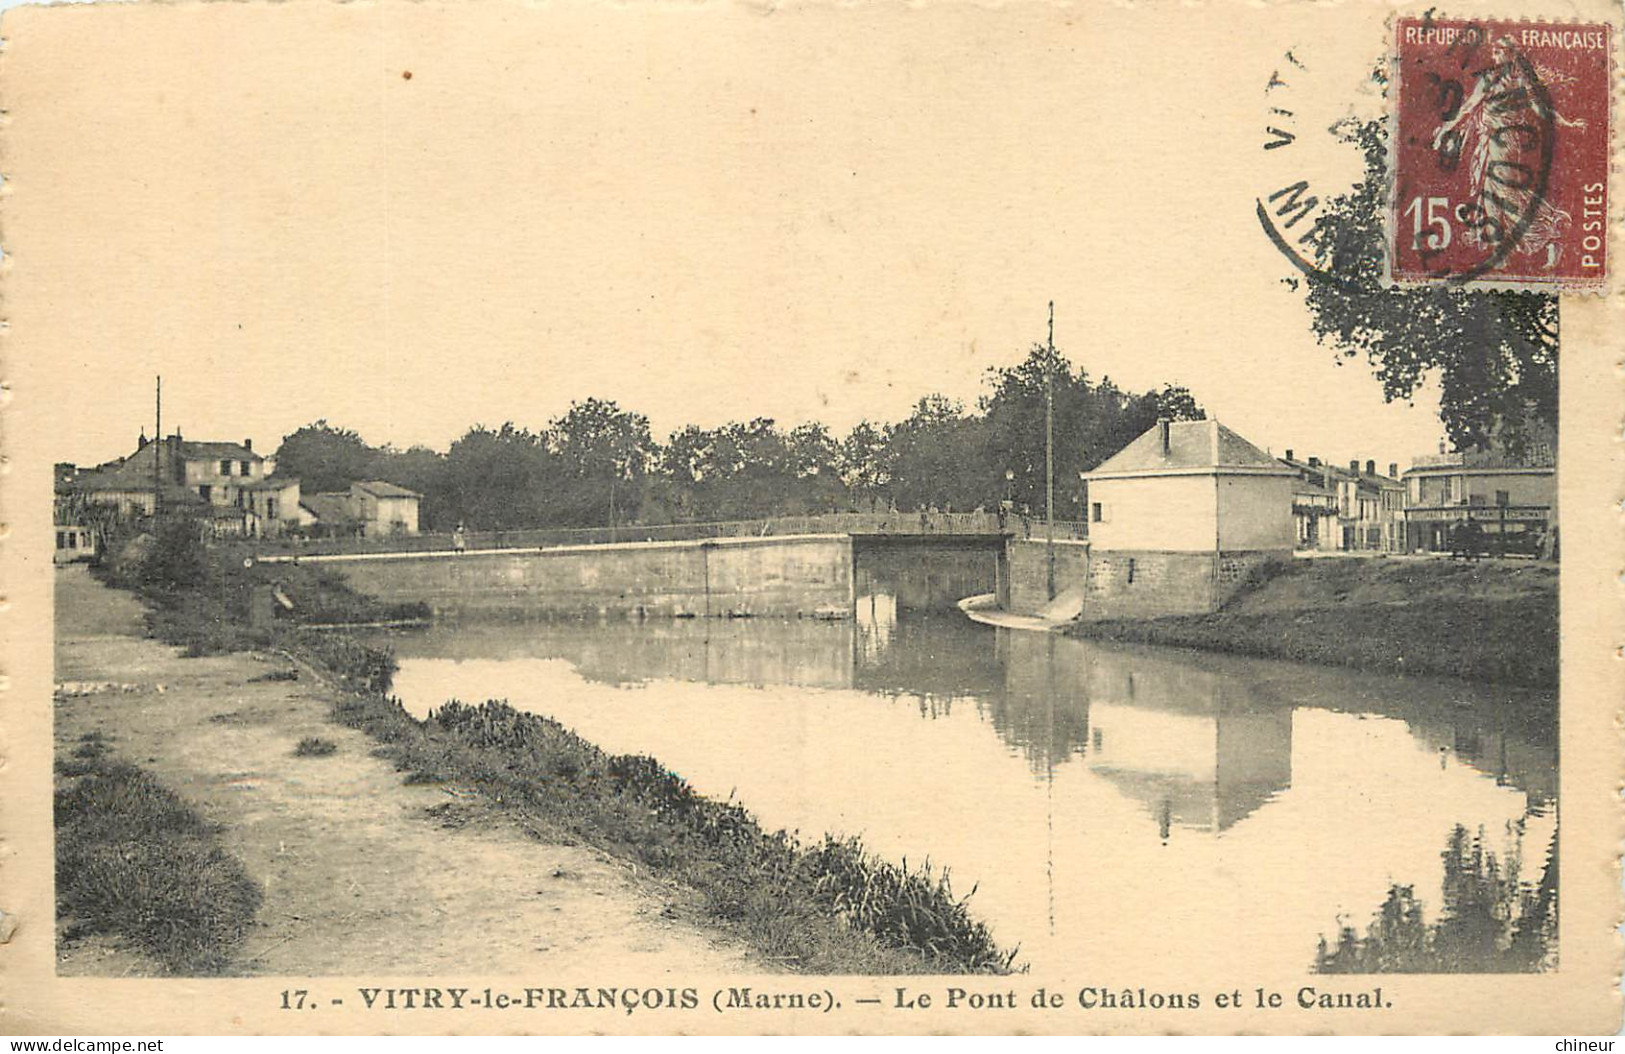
[374,596,1557,972]
[1317,824,1557,973]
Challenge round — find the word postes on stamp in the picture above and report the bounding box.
[1389,17,1611,289]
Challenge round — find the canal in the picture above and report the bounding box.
[372,600,1558,973]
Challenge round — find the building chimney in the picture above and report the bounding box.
[1308,456,1319,468]
[1158,418,1171,455]
[1285,448,1294,462]
[1389,462,1398,479]
[137,430,148,449]
[1348,459,1359,474]
[1365,459,1375,476]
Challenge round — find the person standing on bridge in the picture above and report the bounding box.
[453,522,467,554]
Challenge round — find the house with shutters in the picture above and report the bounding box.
[63,431,307,538]
[1278,452,1406,553]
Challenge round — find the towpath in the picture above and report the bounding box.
[53,565,755,977]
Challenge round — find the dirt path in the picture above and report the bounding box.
[53,565,756,977]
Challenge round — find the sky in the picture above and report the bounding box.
[6,1,1452,472]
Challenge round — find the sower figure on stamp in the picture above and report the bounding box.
[1431,36,1588,267]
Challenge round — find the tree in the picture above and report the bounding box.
[980,349,1205,518]
[785,422,844,513]
[441,423,557,530]
[1153,385,1205,423]
[548,398,656,528]
[839,421,892,509]
[1292,107,1558,456]
[883,395,993,512]
[272,421,379,493]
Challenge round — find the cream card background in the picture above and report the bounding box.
[1,0,1620,1034]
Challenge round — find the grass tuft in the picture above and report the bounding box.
[55,757,262,975]
[292,737,338,757]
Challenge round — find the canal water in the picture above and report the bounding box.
[372,601,1557,973]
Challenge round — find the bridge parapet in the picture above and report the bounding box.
[228,512,1087,560]
[285,533,858,620]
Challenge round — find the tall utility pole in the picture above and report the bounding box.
[153,375,163,519]
[1045,301,1056,600]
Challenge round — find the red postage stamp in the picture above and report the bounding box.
[1389,16,1612,289]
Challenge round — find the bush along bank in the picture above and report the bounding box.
[307,652,1016,974]
[55,734,264,974]
[97,515,429,656]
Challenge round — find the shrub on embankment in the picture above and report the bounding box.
[98,517,427,655]
[310,648,1014,973]
[1069,559,1558,689]
[55,748,263,975]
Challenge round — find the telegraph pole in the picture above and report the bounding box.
[1045,301,1056,601]
[153,375,163,519]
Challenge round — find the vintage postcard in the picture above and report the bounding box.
[1,0,1621,1037]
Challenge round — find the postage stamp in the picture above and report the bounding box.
[1388,16,1612,289]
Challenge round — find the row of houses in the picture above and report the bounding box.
[1004,418,1559,621]
[1085,420,1556,561]
[54,432,421,559]
[1279,443,1556,557]
[58,421,1556,566]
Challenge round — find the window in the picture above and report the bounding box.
[1496,490,1510,507]
[56,531,68,550]
[199,484,212,501]
[240,460,252,476]
[1468,494,1486,506]
[267,497,278,520]
[1091,502,1103,523]
[219,460,232,476]
[67,531,78,549]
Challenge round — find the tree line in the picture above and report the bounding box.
[272,346,1204,533]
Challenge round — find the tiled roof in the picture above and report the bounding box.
[1408,448,1557,472]
[353,480,420,499]
[236,476,299,491]
[72,465,203,505]
[71,446,174,494]
[179,440,261,461]
[301,493,356,523]
[66,439,267,493]
[1087,420,1293,479]
[1281,458,1402,487]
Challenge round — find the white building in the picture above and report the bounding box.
[1079,419,1295,618]
[350,480,421,538]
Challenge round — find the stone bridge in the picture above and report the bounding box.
[243,513,1090,620]
[257,529,1039,620]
